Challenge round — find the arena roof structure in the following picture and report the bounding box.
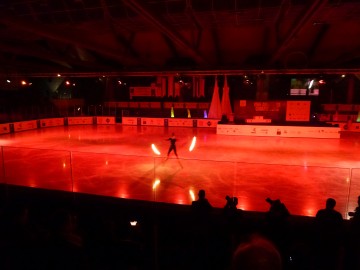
[1,0,360,77]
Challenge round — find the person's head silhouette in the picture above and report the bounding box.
[198,189,206,199]
[326,198,336,210]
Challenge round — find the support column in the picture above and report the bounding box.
[161,77,167,97]
[347,76,355,104]
[104,77,115,101]
[168,75,174,97]
[256,74,269,101]
[199,76,205,98]
[192,76,197,98]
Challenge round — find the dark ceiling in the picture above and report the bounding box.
[1,0,360,77]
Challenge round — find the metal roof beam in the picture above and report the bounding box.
[122,0,206,65]
[0,16,141,67]
[269,0,328,65]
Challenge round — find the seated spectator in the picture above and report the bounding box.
[263,198,291,261]
[265,197,290,225]
[191,189,213,213]
[223,195,242,225]
[0,202,40,269]
[44,207,88,270]
[224,195,238,211]
[314,198,344,270]
[348,195,360,223]
[346,196,360,269]
[223,196,243,253]
[315,198,343,234]
[231,234,282,270]
[190,190,214,268]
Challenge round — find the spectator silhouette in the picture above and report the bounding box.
[231,234,282,270]
[223,196,244,257]
[223,195,242,228]
[263,198,290,268]
[348,195,360,223]
[314,198,344,270]
[44,207,88,270]
[0,202,40,269]
[265,198,290,225]
[191,189,213,213]
[346,196,360,269]
[191,190,214,268]
[224,195,238,211]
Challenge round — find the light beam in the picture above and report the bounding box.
[189,136,196,152]
[151,143,161,155]
[153,179,160,190]
[189,189,195,201]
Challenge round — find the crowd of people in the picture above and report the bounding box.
[190,190,360,270]
[0,187,360,270]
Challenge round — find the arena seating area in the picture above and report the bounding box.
[0,184,358,270]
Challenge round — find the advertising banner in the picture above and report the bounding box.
[196,119,219,128]
[40,118,64,128]
[217,124,340,138]
[286,101,311,121]
[68,117,93,125]
[122,117,139,125]
[0,123,10,134]
[13,120,38,132]
[141,118,164,126]
[168,118,193,127]
[96,117,115,125]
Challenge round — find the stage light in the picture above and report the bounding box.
[204,110,208,118]
[6,79,10,83]
[151,144,161,155]
[153,179,160,190]
[21,80,27,85]
[189,189,195,201]
[57,74,61,77]
[130,220,138,226]
[189,136,196,152]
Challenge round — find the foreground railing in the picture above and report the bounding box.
[0,145,358,218]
